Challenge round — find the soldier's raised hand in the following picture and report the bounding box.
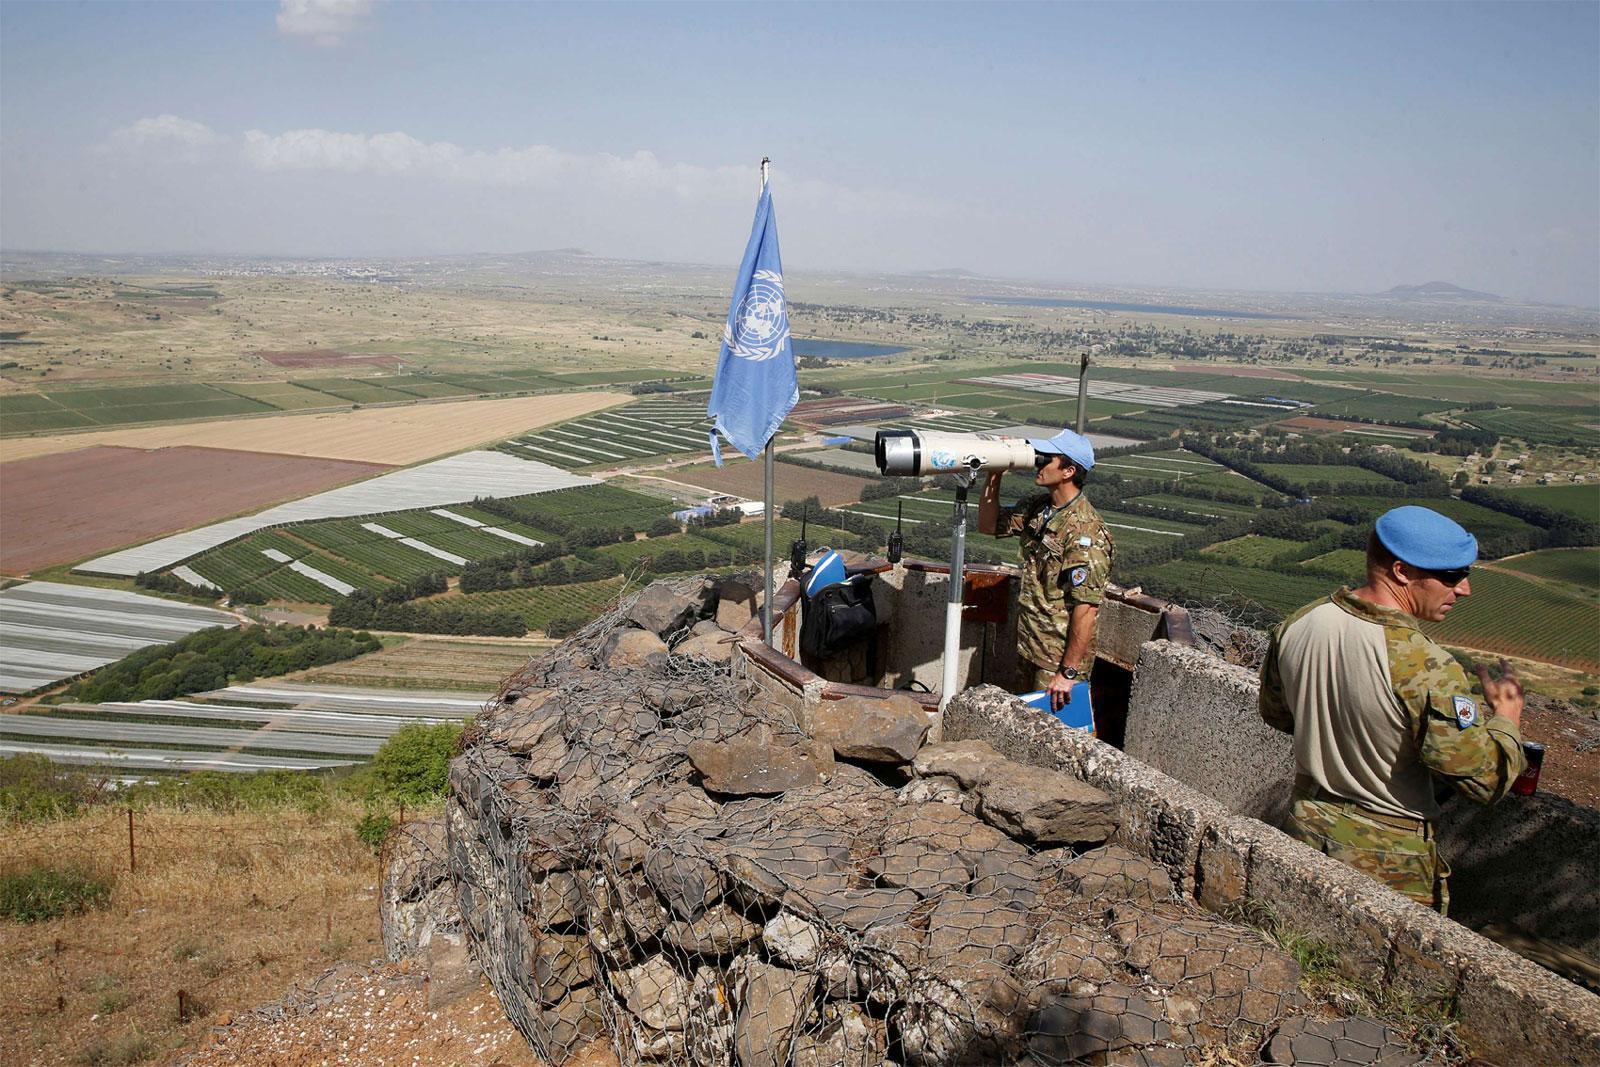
[1473,658,1525,728]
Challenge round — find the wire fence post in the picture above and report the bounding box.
[178,988,189,1024]
[126,807,135,874]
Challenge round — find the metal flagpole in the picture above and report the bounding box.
[938,474,974,710]
[1075,350,1091,435]
[759,157,776,647]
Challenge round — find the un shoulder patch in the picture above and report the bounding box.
[1069,566,1088,587]
[1452,694,1478,729]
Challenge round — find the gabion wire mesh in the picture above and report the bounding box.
[443,579,1434,1067]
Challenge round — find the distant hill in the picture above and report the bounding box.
[1381,281,1502,302]
[909,268,983,279]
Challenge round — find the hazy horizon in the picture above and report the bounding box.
[3,1,1596,307]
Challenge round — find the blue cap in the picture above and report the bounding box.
[803,548,846,597]
[1026,428,1095,470]
[1374,506,1477,570]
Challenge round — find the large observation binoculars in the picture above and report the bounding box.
[874,429,1038,477]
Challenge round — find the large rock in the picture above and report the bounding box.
[619,955,691,1032]
[540,982,607,1062]
[975,760,1116,845]
[663,903,762,955]
[716,577,760,632]
[924,896,1033,968]
[601,627,669,668]
[527,930,596,1005]
[809,694,930,764]
[674,630,737,664]
[644,846,722,920]
[626,581,706,637]
[687,737,822,796]
[912,739,1005,789]
[735,961,816,1067]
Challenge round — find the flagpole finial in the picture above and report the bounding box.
[760,157,770,188]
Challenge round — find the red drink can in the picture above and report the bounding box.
[1511,742,1545,796]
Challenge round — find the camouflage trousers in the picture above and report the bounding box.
[1284,793,1451,915]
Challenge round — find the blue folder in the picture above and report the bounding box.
[1022,682,1094,734]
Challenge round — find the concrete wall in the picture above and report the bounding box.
[1124,639,1600,961]
[943,683,1600,1067]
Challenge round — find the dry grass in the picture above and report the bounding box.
[0,392,629,464]
[0,802,383,1066]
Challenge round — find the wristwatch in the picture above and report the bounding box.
[1057,665,1080,681]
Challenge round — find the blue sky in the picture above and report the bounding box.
[2,1,1596,305]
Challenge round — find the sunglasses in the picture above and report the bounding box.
[1424,566,1472,586]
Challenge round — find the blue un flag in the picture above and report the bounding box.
[706,182,798,463]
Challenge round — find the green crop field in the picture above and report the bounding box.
[297,378,421,404]
[1256,464,1399,489]
[1425,568,1599,671]
[1309,392,1457,422]
[1495,484,1599,522]
[446,577,629,631]
[1300,548,1366,578]
[1494,548,1599,593]
[1129,493,1261,519]
[217,381,341,409]
[497,483,673,533]
[1140,559,1336,617]
[1336,496,1539,541]
[1201,535,1303,565]
[1460,407,1600,447]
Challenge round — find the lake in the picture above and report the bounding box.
[793,339,911,359]
[973,296,1286,320]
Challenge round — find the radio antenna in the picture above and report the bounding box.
[789,505,809,578]
[887,500,904,564]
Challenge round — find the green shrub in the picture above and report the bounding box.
[0,865,112,923]
[367,722,464,802]
[354,809,393,853]
[0,754,91,820]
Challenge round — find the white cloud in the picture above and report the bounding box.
[276,0,376,47]
[107,114,220,150]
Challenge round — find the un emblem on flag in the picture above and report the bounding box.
[724,270,790,361]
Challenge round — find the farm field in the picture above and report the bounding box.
[0,581,237,693]
[1141,559,1337,617]
[443,576,629,632]
[1492,548,1599,595]
[1425,568,1599,672]
[1460,406,1600,447]
[0,682,481,771]
[0,382,274,433]
[1300,548,1366,578]
[80,451,594,578]
[217,380,343,410]
[1131,493,1261,520]
[0,446,389,574]
[294,636,546,690]
[670,457,874,508]
[1496,484,1599,522]
[0,391,627,464]
[1306,392,1458,423]
[1255,464,1400,489]
[1202,535,1304,565]
[499,397,714,470]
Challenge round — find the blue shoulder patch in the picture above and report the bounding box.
[1452,694,1478,729]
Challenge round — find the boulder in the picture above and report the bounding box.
[691,618,723,636]
[911,738,1005,789]
[601,627,669,668]
[687,737,822,796]
[1025,981,1174,1064]
[526,930,595,1005]
[626,581,705,637]
[924,896,1033,968]
[1059,845,1175,905]
[1262,1015,1426,1066]
[675,630,737,665]
[540,982,606,1062]
[715,577,760,632]
[619,954,691,1032]
[975,761,1116,845]
[662,903,762,955]
[809,694,930,764]
[735,961,816,1067]
[644,847,721,920]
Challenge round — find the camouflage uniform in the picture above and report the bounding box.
[994,491,1114,679]
[1260,589,1525,914]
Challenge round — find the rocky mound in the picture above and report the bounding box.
[446,579,1428,1066]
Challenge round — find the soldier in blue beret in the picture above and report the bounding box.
[1258,505,1527,913]
[978,428,1114,713]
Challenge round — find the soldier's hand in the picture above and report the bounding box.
[1474,658,1525,729]
[1045,671,1074,713]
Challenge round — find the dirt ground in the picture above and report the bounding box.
[667,456,873,507]
[180,961,612,1067]
[0,446,389,574]
[0,392,628,465]
[1521,702,1600,808]
[0,804,384,1066]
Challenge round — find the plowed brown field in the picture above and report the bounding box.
[666,457,872,507]
[0,392,628,464]
[0,446,389,574]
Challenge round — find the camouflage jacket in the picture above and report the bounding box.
[1260,588,1525,820]
[994,491,1114,672]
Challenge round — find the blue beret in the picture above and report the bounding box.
[1027,428,1096,470]
[1375,506,1477,570]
